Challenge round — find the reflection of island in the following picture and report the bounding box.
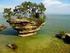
[3,2,46,37]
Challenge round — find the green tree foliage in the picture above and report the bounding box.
[4,8,13,20]
[3,1,46,22]
[38,3,46,13]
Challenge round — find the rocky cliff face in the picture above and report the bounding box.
[7,18,45,37]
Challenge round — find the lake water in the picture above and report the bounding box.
[38,15,70,36]
[46,15,70,34]
[0,14,70,36]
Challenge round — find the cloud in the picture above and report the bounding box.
[0,0,70,14]
[18,0,30,1]
[43,0,62,6]
[42,0,70,14]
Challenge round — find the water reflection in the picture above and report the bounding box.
[0,28,18,36]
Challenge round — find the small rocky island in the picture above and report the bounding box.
[3,2,46,37]
[0,24,6,31]
[56,31,70,44]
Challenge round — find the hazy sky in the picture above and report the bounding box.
[0,0,70,14]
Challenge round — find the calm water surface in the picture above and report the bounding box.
[0,14,70,36]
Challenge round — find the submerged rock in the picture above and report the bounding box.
[7,43,17,50]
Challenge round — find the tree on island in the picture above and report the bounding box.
[4,2,46,19]
[3,1,46,37]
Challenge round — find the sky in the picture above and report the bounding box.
[0,0,70,14]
